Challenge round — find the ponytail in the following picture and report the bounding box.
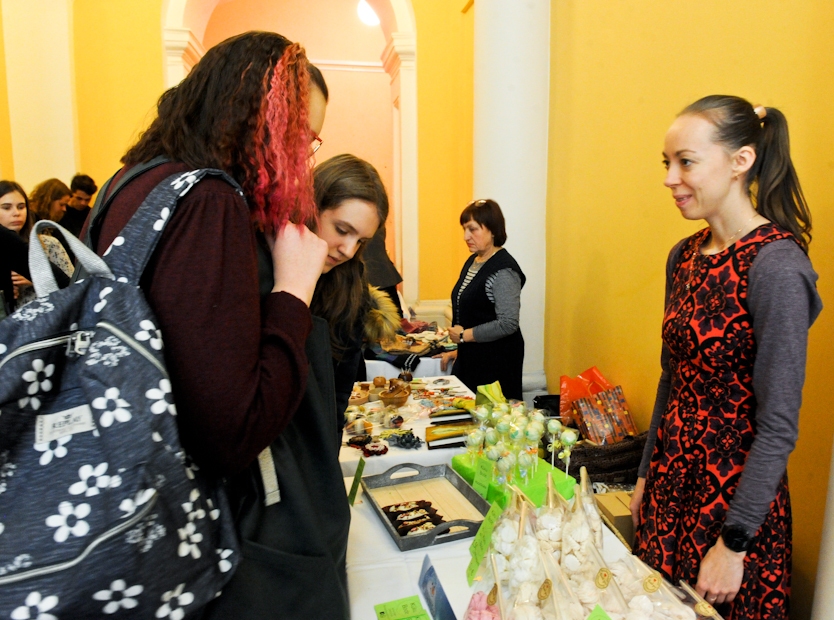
[682,95,812,252]
[751,107,811,251]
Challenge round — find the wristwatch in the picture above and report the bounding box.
[721,524,752,553]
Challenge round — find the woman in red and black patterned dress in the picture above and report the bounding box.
[629,95,822,619]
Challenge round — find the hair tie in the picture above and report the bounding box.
[753,105,767,121]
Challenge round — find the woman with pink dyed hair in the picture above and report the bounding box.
[89,32,349,618]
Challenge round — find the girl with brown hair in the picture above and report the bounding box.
[310,153,399,417]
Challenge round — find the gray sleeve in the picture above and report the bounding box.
[725,240,822,534]
[471,268,521,343]
[638,240,686,478]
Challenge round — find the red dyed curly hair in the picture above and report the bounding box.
[123,31,316,231]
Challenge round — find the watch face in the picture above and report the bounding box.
[722,525,751,552]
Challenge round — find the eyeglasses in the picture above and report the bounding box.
[311,132,323,154]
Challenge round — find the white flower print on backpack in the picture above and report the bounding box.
[146,380,176,415]
[68,463,122,497]
[92,579,144,614]
[18,359,54,411]
[92,388,132,427]
[45,501,91,542]
[156,583,195,620]
[135,320,163,351]
[10,591,58,620]
[33,437,71,466]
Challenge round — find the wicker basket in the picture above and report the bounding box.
[548,432,648,484]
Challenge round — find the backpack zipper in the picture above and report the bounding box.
[96,322,167,377]
[0,326,165,378]
[0,332,93,374]
[0,492,158,585]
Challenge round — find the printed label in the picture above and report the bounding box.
[643,574,661,593]
[594,568,611,589]
[695,601,716,617]
[35,405,95,444]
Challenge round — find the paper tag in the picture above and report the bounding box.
[35,405,95,444]
[348,457,366,506]
[465,553,481,587]
[373,595,428,620]
[472,456,493,498]
[586,604,613,620]
[469,501,502,559]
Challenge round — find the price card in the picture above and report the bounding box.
[348,457,365,506]
[466,501,503,585]
[586,604,613,620]
[373,595,429,620]
[472,456,493,498]
[465,553,482,587]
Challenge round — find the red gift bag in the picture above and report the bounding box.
[558,366,614,425]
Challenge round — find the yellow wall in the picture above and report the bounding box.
[546,1,834,616]
[0,5,13,179]
[72,0,165,188]
[411,0,474,301]
[0,0,829,611]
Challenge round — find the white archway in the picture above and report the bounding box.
[161,0,421,306]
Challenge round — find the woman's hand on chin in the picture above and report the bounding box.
[268,224,328,306]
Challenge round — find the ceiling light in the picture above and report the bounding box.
[357,0,380,26]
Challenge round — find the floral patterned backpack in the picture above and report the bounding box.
[0,169,240,618]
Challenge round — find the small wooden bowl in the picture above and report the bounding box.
[349,392,369,406]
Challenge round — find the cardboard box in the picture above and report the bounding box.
[595,491,634,548]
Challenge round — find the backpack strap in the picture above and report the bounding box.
[98,168,244,285]
[73,156,171,283]
[84,156,171,252]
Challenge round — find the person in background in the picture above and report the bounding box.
[28,178,74,276]
[2,180,73,306]
[630,95,822,618]
[363,225,403,317]
[436,199,525,399]
[310,154,400,419]
[0,180,71,314]
[0,183,31,314]
[60,173,98,242]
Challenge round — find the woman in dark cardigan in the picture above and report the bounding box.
[437,199,525,399]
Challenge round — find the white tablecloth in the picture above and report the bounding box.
[364,357,453,380]
[340,375,473,477]
[346,479,631,619]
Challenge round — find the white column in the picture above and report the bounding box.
[382,32,418,306]
[472,0,550,400]
[812,449,834,618]
[2,0,77,190]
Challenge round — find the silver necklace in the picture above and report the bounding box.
[686,214,758,291]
